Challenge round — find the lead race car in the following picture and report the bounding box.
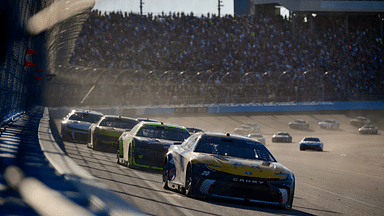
[162,132,295,208]
[61,109,104,143]
[117,121,191,170]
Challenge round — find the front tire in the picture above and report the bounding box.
[162,159,170,190]
[185,165,194,197]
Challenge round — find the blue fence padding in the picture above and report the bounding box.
[48,101,384,119]
[207,101,384,113]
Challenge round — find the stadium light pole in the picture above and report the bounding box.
[318,71,331,102]
[218,0,224,17]
[276,71,288,101]
[140,0,144,16]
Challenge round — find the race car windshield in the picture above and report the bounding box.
[99,118,138,129]
[195,137,276,162]
[69,113,103,123]
[136,125,190,141]
[303,137,320,142]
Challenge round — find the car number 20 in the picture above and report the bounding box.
[201,171,210,176]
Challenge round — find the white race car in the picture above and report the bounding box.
[289,119,309,129]
[247,133,266,145]
[234,123,260,135]
[319,119,339,129]
[359,125,378,134]
[350,116,370,127]
[61,110,104,143]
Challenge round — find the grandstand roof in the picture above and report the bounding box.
[251,0,384,12]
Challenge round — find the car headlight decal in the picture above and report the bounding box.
[279,188,289,204]
[199,179,216,195]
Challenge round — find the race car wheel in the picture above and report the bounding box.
[286,184,295,209]
[92,139,98,150]
[317,147,323,151]
[116,150,121,164]
[127,147,133,168]
[185,165,194,197]
[162,159,170,190]
[300,147,304,151]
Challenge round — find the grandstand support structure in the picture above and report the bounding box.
[248,0,384,39]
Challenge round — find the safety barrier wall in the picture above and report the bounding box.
[0,0,44,126]
[48,100,384,119]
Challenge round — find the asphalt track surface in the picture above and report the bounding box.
[55,112,384,216]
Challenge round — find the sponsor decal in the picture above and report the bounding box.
[244,171,252,175]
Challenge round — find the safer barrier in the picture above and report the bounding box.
[49,100,384,119]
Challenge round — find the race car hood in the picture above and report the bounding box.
[192,154,291,179]
[64,121,93,130]
[273,135,289,138]
[95,126,130,137]
[300,141,322,144]
[135,137,182,147]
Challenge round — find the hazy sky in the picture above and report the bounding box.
[93,0,234,16]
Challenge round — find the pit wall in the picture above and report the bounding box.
[49,101,384,119]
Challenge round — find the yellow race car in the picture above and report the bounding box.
[162,132,295,208]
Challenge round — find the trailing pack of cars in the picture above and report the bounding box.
[60,110,379,209]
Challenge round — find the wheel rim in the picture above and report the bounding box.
[185,166,193,196]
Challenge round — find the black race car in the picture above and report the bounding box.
[117,122,191,170]
[272,132,292,143]
[87,115,140,152]
[162,132,295,208]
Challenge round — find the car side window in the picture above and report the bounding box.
[181,134,198,150]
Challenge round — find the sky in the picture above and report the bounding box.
[93,0,234,16]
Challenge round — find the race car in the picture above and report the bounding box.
[234,123,260,136]
[299,137,323,151]
[162,132,295,208]
[117,122,191,170]
[272,132,292,143]
[247,133,266,145]
[350,116,370,127]
[61,109,104,143]
[87,115,140,152]
[318,119,339,129]
[289,119,309,129]
[359,125,378,134]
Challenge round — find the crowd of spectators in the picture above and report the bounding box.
[63,9,384,106]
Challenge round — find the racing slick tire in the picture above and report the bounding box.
[116,150,121,164]
[185,165,194,197]
[126,147,133,168]
[286,184,295,209]
[162,159,170,190]
[300,146,304,151]
[317,147,323,151]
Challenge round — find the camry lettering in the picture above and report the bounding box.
[233,178,264,184]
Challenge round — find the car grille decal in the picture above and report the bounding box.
[199,179,216,194]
